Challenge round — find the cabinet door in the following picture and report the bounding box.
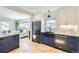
[68,42,78,53]
[0,38,4,53]
[0,37,12,53]
[11,35,19,49]
[58,7,67,25]
[49,38,55,46]
[48,35,55,46]
[2,37,11,52]
[42,33,55,46]
[42,36,49,45]
[76,7,79,25]
[67,36,78,53]
[66,7,76,24]
[58,7,76,25]
[2,35,19,53]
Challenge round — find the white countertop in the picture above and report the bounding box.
[0,31,19,38]
[54,32,79,37]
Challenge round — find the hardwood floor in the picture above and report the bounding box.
[10,37,67,53]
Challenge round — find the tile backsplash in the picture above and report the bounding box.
[58,25,79,34]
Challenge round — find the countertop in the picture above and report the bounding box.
[54,32,79,37]
[42,31,79,37]
[0,31,19,38]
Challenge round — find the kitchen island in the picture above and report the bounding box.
[0,32,19,53]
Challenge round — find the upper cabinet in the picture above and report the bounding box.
[58,7,67,25]
[76,7,79,25]
[58,7,76,25]
[66,7,76,24]
[41,7,79,33]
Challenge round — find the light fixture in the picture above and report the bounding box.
[47,10,51,18]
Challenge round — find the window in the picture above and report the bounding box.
[45,17,57,32]
[0,22,10,33]
[46,20,56,29]
[18,22,30,33]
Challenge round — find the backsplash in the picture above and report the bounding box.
[57,25,79,34]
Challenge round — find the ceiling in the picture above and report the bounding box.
[0,6,62,20]
[19,6,62,14]
[0,7,31,19]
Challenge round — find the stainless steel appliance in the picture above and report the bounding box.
[55,35,67,50]
[32,21,41,43]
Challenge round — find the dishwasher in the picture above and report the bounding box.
[55,35,67,51]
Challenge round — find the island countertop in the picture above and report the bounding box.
[0,31,19,38]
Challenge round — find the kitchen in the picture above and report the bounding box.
[0,6,79,53]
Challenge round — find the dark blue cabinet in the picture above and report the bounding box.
[49,38,55,46]
[0,34,19,53]
[0,39,4,52]
[42,33,55,47]
[67,36,79,53]
[11,35,19,49]
[3,36,16,52]
[41,32,79,53]
[42,36,49,45]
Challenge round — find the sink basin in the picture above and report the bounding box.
[45,32,54,34]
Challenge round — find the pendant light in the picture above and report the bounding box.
[47,10,51,18]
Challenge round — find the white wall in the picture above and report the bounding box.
[32,10,58,32]
[0,18,16,32]
[32,7,79,34]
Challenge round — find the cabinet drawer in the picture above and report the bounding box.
[67,36,79,41]
[68,47,78,53]
[68,41,77,44]
[68,39,78,43]
[68,45,77,50]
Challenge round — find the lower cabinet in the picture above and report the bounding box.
[0,34,19,53]
[42,33,55,47]
[11,35,19,49]
[41,33,79,53]
[49,38,55,46]
[67,36,79,53]
[42,36,49,45]
[0,39,4,52]
[3,37,12,52]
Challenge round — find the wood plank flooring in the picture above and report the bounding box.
[10,37,67,53]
